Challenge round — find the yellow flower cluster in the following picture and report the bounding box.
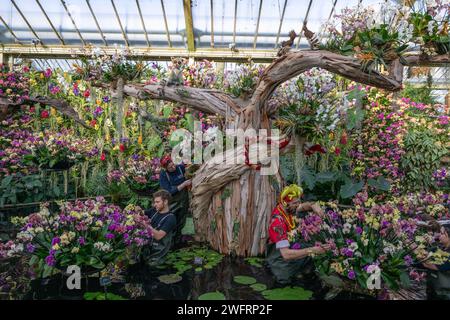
[330,262,345,275]
[364,214,380,230]
[60,231,76,246]
[427,249,450,265]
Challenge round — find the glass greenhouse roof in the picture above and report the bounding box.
[0,0,448,88]
[1,0,388,49]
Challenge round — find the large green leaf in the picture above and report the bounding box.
[198,291,226,300]
[84,292,126,300]
[1,175,13,188]
[368,176,391,191]
[163,105,173,118]
[250,283,267,292]
[158,274,182,284]
[346,107,365,130]
[169,130,187,148]
[88,256,105,269]
[261,287,313,300]
[340,181,364,199]
[300,165,316,190]
[184,113,195,132]
[147,135,162,150]
[233,275,257,285]
[399,272,411,288]
[315,171,337,184]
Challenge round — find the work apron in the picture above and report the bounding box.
[144,211,175,267]
[265,214,312,284]
[165,167,189,245]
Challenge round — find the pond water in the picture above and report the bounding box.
[23,242,374,300]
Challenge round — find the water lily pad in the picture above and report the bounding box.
[158,274,182,284]
[244,257,264,268]
[195,267,203,272]
[250,283,267,292]
[261,287,313,300]
[198,291,226,300]
[233,275,257,285]
[84,292,126,300]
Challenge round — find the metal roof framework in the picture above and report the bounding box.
[0,0,447,89]
[0,0,372,63]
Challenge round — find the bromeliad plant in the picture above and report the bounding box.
[12,197,152,277]
[291,199,448,293]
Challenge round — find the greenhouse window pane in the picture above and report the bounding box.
[211,0,235,47]
[191,0,213,47]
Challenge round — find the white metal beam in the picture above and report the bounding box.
[1,44,279,62]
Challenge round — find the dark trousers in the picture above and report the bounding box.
[169,189,189,245]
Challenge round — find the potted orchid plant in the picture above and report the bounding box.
[11,197,153,278]
[290,194,449,297]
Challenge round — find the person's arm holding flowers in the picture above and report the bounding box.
[279,245,329,261]
[270,185,330,262]
[423,227,450,271]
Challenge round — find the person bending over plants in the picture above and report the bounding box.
[159,155,191,247]
[266,184,330,284]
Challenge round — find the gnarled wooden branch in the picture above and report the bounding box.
[0,96,90,128]
[246,50,404,122]
[403,53,450,66]
[123,83,243,117]
[250,51,449,119]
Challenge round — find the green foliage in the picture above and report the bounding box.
[401,129,448,191]
[84,168,109,196]
[221,188,232,200]
[346,107,366,130]
[323,23,408,72]
[367,176,391,192]
[339,180,365,199]
[401,84,436,106]
[0,174,67,206]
